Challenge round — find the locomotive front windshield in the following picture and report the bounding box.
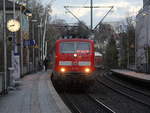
[60,42,90,53]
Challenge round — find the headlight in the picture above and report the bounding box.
[85,68,91,73]
[60,68,66,73]
[74,53,77,57]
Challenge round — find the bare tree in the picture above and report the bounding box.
[118,16,135,68]
[95,24,117,53]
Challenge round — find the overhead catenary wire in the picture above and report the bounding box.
[94,6,114,30]
[65,0,75,24]
[77,0,89,15]
[64,7,89,30]
[65,1,115,32]
[65,0,89,25]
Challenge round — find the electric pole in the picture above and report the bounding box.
[43,9,48,60]
[19,0,23,77]
[13,0,17,54]
[91,0,93,30]
[3,0,7,93]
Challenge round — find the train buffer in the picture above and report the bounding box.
[0,70,71,113]
[111,69,150,83]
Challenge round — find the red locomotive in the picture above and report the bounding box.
[52,38,96,85]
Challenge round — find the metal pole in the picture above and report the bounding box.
[135,26,137,71]
[12,0,19,69]
[43,10,48,59]
[3,0,7,93]
[13,0,17,53]
[27,17,30,73]
[38,26,40,70]
[27,46,30,73]
[40,19,42,61]
[45,41,47,59]
[146,15,149,73]
[40,19,43,61]
[13,0,15,18]
[91,0,93,30]
[20,5,24,76]
[32,23,35,72]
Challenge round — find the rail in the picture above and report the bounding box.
[87,94,116,113]
[63,93,82,113]
[104,74,150,97]
[97,78,150,107]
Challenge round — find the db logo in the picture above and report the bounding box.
[72,61,78,65]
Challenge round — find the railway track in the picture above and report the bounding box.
[61,92,116,113]
[62,93,82,113]
[104,74,150,97]
[86,94,116,113]
[97,75,150,107]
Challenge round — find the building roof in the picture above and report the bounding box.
[0,0,20,10]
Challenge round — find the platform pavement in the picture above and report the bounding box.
[0,70,72,113]
[111,69,150,82]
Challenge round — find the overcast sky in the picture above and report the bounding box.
[42,0,143,26]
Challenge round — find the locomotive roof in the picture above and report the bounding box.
[56,38,93,43]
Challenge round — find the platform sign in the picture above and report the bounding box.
[24,40,36,46]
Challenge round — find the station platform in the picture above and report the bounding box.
[111,69,150,83]
[0,70,71,113]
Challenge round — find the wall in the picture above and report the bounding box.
[136,7,150,72]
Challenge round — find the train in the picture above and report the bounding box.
[51,38,96,86]
[94,52,103,68]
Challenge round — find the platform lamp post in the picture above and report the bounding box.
[37,23,43,69]
[18,1,27,77]
[31,19,38,72]
[3,0,8,93]
[42,8,51,60]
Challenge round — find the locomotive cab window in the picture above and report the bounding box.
[76,42,90,53]
[60,42,91,53]
[60,42,75,53]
